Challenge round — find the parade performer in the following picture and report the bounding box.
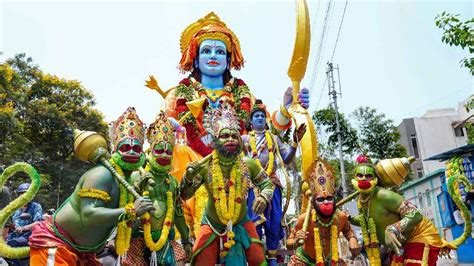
[179,103,274,265]
[286,158,360,266]
[124,111,192,266]
[349,155,472,265]
[146,11,308,237]
[26,107,155,265]
[242,99,306,265]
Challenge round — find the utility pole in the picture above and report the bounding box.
[326,62,348,197]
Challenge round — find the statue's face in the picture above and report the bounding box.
[149,141,174,172]
[251,111,266,131]
[215,128,242,158]
[117,138,143,163]
[313,193,335,217]
[198,39,228,77]
[351,165,378,194]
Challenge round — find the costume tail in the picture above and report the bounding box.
[446,156,472,248]
[0,163,41,258]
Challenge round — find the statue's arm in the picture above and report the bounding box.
[380,189,422,241]
[78,166,125,227]
[246,157,274,203]
[275,135,297,164]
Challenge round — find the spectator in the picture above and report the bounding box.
[0,184,12,240]
[6,183,43,247]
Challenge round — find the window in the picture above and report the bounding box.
[416,169,424,178]
[410,134,420,158]
[426,190,432,207]
[418,193,424,207]
[454,127,465,137]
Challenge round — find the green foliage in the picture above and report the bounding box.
[313,106,359,156]
[351,107,408,161]
[435,12,474,75]
[466,123,474,145]
[0,54,108,209]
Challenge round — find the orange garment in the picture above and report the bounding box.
[30,245,100,266]
[29,217,100,265]
[192,221,265,266]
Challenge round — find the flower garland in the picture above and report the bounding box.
[142,187,174,252]
[249,130,274,175]
[312,210,339,266]
[357,197,381,265]
[110,159,133,257]
[175,77,251,126]
[210,151,244,256]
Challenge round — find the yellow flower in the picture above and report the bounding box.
[143,190,174,251]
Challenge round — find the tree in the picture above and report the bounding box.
[313,106,359,158]
[351,106,408,160]
[435,12,474,75]
[0,54,108,208]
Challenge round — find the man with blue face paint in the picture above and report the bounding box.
[242,100,306,265]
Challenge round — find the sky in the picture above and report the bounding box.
[1,0,472,127]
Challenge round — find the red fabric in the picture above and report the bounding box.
[193,221,265,266]
[391,242,440,266]
[183,122,213,156]
[176,98,189,114]
[180,78,191,86]
[236,79,246,86]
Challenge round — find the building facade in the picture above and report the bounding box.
[397,95,473,179]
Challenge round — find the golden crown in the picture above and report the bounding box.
[308,158,335,197]
[179,12,244,72]
[110,107,145,151]
[202,101,240,138]
[146,111,176,146]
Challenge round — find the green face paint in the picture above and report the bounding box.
[352,165,378,194]
[112,152,145,171]
[148,141,174,173]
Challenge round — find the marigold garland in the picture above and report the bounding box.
[110,159,133,257]
[358,199,381,265]
[312,210,339,265]
[249,131,274,175]
[210,151,244,256]
[142,189,174,252]
[211,151,243,224]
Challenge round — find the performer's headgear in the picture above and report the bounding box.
[110,107,145,151]
[179,12,244,72]
[203,101,241,138]
[307,158,336,198]
[146,111,177,146]
[250,99,270,118]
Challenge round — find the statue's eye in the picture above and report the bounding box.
[216,49,226,55]
[201,48,211,54]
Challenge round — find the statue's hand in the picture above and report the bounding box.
[252,196,268,215]
[134,196,155,217]
[283,87,310,109]
[293,123,307,143]
[349,237,361,258]
[294,229,308,246]
[385,227,403,255]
